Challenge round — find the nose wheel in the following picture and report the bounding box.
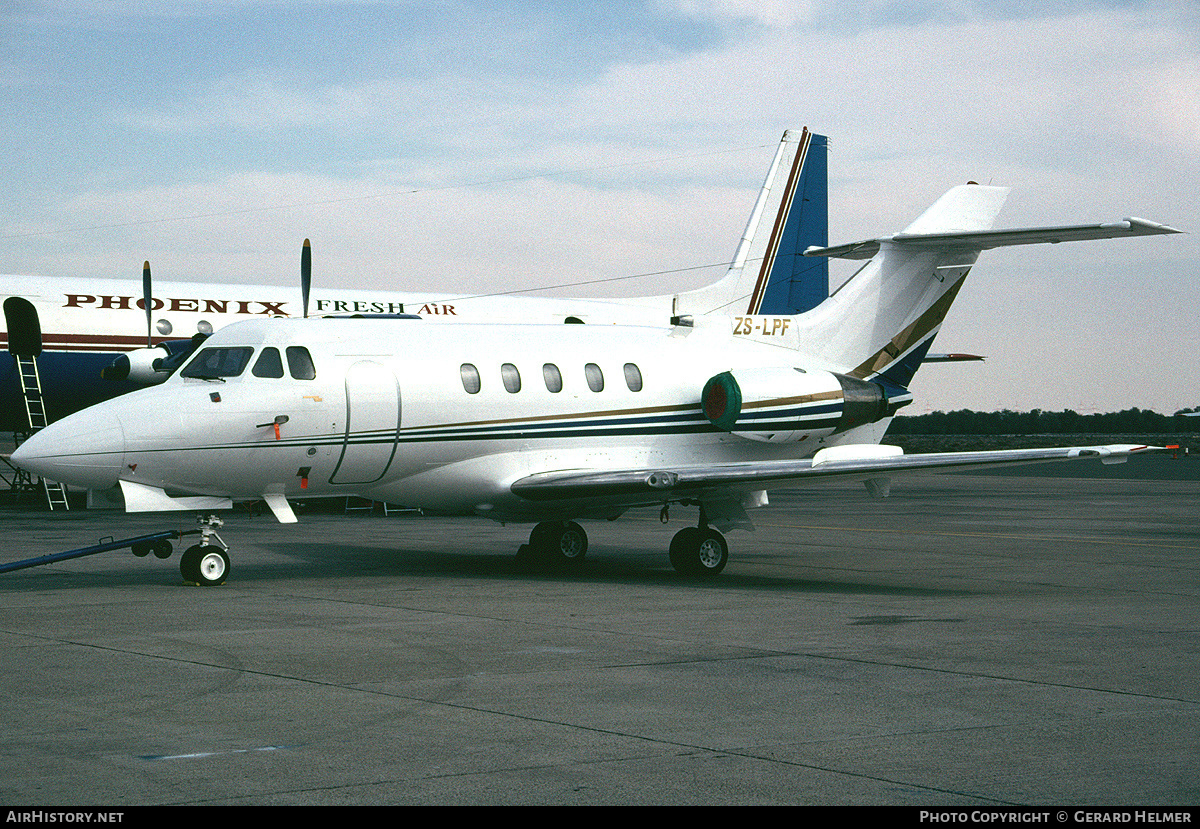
[181,545,230,585]
[180,515,230,586]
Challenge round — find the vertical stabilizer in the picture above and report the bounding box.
[750,131,829,315]
[674,128,829,316]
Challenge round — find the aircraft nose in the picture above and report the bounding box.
[11,405,126,491]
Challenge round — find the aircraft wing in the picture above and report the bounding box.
[510,443,1162,503]
[804,218,1182,260]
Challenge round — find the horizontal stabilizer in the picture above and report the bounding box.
[924,353,985,363]
[805,217,1182,260]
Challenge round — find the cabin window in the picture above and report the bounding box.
[543,363,562,393]
[181,347,253,379]
[623,363,643,392]
[585,363,604,392]
[286,346,316,380]
[252,347,285,378]
[460,363,481,394]
[501,363,521,393]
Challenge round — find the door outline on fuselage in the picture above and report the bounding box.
[329,359,400,485]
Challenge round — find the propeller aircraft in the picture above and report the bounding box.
[2,130,830,431]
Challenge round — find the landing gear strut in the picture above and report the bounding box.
[516,520,588,567]
[180,515,230,586]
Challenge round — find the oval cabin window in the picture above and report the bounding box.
[623,363,643,392]
[460,363,481,394]
[543,363,563,393]
[501,363,521,393]
[585,363,604,392]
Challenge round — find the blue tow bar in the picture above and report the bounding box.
[0,530,189,574]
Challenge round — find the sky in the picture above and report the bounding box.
[1,0,1196,415]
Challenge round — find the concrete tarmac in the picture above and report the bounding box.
[0,458,1196,806]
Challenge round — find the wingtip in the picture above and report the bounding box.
[1124,218,1185,235]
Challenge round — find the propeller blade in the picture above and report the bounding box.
[301,239,312,319]
[142,261,152,346]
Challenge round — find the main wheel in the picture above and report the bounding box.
[180,544,230,586]
[527,521,588,566]
[549,521,588,565]
[669,527,728,577]
[694,529,728,577]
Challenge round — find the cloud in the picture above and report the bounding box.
[665,0,816,28]
[113,73,391,134]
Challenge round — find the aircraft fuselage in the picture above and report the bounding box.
[29,314,870,521]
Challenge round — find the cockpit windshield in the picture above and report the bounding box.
[181,347,254,380]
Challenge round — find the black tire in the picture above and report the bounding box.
[528,521,587,566]
[669,527,701,573]
[669,527,728,577]
[180,544,229,586]
[131,542,151,558]
[152,540,173,559]
[528,521,556,555]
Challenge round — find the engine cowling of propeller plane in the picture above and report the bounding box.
[100,335,209,384]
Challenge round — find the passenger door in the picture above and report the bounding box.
[330,360,400,484]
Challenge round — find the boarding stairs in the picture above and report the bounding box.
[13,354,69,511]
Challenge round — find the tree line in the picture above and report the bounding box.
[889,408,1200,435]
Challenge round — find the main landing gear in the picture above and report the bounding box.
[668,526,729,577]
[513,515,730,577]
[516,520,589,567]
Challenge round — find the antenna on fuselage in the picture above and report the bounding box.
[301,239,312,319]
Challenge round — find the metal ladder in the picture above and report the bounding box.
[13,354,70,511]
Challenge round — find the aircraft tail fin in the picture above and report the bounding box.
[673,128,829,316]
[795,184,1181,392]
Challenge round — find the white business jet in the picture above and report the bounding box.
[1,129,829,431]
[10,170,1180,585]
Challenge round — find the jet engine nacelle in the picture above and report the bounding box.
[100,345,172,384]
[701,367,896,443]
[100,335,209,385]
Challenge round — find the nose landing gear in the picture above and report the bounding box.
[180,515,230,587]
